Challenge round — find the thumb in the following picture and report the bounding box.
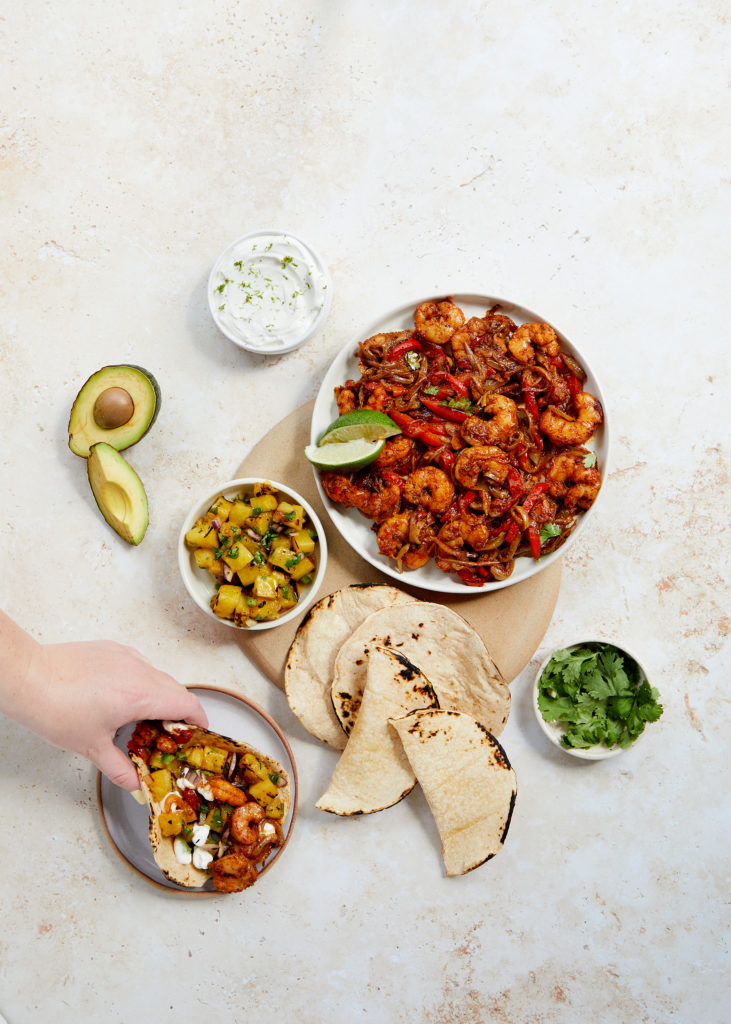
[95,743,141,791]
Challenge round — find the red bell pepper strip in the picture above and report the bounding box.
[420,397,470,422]
[388,337,421,361]
[522,482,549,512]
[527,524,541,559]
[506,467,524,499]
[364,381,407,396]
[504,520,521,545]
[430,370,471,398]
[388,411,446,447]
[457,568,487,587]
[438,449,455,474]
[523,389,540,420]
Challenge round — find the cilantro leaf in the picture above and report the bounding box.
[537,642,663,751]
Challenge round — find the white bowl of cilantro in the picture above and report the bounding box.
[533,640,663,759]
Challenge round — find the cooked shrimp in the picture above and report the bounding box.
[211,852,258,893]
[436,514,494,554]
[376,510,436,569]
[401,467,455,515]
[363,384,391,411]
[546,451,602,509]
[539,391,603,447]
[453,445,511,489]
[414,300,465,346]
[321,472,401,523]
[230,802,266,845]
[508,322,560,364]
[462,395,519,446]
[334,385,356,415]
[450,316,508,365]
[236,819,284,866]
[208,776,248,808]
[373,435,417,469]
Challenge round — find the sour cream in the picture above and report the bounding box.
[208,230,331,354]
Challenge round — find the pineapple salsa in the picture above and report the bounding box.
[184,482,318,627]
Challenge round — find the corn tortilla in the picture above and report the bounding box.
[316,647,438,815]
[284,583,418,748]
[389,708,517,876]
[331,602,510,738]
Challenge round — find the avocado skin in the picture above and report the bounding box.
[87,442,149,545]
[128,365,162,427]
[68,365,161,458]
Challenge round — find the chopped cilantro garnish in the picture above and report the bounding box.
[537,642,663,750]
[539,523,562,544]
[583,451,598,468]
[422,384,440,395]
[246,597,257,607]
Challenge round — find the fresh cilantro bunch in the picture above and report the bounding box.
[537,643,663,750]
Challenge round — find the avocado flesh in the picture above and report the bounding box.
[68,365,160,458]
[87,443,149,545]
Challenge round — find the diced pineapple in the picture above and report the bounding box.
[248,511,273,534]
[208,496,233,521]
[266,797,285,820]
[269,535,291,552]
[253,573,279,599]
[248,598,281,621]
[157,811,184,837]
[250,493,278,513]
[248,777,279,804]
[291,528,316,554]
[202,745,228,773]
[180,745,204,768]
[185,521,218,549]
[149,768,174,803]
[278,582,299,610]
[289,555,316,581]
[236,564,261,586]
[210,584,242,619]
[218,522,242,539]
[194,550,225,580]
[243,753,267,779]
[274,501,306,529]
[222,543,254,573]
[268,545,294,571]
[229,500,253,527]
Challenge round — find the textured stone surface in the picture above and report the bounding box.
[1,3,728,1022]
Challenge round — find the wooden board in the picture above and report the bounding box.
[235,401,561,687]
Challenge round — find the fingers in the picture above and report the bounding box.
[96,743,141,791]
[144,685,209,731]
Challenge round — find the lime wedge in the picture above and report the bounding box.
[305,437,385,471]
[318,410,402,445]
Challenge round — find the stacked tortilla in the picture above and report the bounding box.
[285,585,517,876]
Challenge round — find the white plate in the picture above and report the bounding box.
[97,686,298,895]
[311,293,610,594]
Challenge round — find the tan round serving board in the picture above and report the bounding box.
[234,401,560,688]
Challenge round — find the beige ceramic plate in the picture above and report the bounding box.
[97,685,298,895]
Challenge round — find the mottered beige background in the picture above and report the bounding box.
[1,2,728,1022]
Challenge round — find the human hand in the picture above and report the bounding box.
[26,639,208,790]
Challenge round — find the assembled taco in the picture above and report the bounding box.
[127,720,291,892]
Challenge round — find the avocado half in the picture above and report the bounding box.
[68,365,161,458]
[87,442,149,545]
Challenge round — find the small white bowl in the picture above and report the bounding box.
[207,229,332,355]
[179,477,328,632]
[533,638,651,760]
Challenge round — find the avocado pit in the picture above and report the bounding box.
[93,387,135,430]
